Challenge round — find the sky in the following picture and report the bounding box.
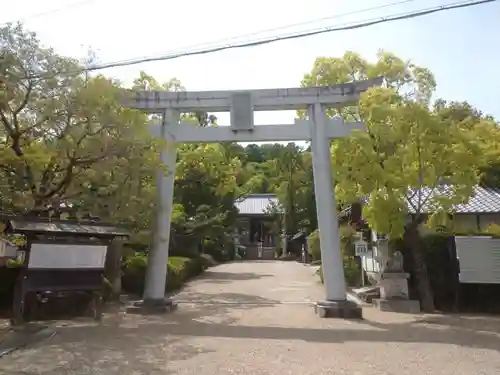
[1,0,499,128]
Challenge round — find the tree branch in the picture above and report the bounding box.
[12,78,33,117]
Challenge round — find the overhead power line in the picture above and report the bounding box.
[28,0,497,80]
[79,0,499,73]
[113,0,419,66]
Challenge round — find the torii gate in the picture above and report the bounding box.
[124,77,381,318]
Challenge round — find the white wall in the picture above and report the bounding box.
[455,236,500,284]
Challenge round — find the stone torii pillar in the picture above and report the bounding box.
[123,77,381,318]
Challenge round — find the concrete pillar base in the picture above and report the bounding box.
[314,299,362,319]
[126,298,178,315]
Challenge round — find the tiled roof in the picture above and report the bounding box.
[407,185,500,214]
[340,185,500,217]
[235,194,279,215]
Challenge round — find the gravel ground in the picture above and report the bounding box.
[1,260,500,375]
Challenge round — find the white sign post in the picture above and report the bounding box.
[124,77,381,318]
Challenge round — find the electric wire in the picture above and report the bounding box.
[13,0,497,80]
[110,0,420,67]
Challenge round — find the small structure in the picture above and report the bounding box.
[291,230,308,262]
[234,194,280,260]
[371,236,421,313]
[3,218,128,325]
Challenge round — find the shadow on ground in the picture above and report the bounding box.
[53,310,500,354]
[412,314,500,334]
[4,261,500,373]
[14,293,500,359]
[171,292,283,325]
[1,319,208,374]
[195,271,274,284]
[0,292,277,374]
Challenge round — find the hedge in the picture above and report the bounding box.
[0,253,209,309]
[308,227,362,286]
[121,253,207,296]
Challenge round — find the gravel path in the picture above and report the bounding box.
[2,260,500,374]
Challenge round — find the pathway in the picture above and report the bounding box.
[1,261,500,374]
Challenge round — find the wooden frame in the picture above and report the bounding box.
[3,218,128,325]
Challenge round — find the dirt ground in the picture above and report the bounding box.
[1,261,500,374]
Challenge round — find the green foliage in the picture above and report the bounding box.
[171,143,241,254]
[309,225,361,286]
[333,89,481,238]
[199,253,218,269]
[300,51,485,239]
[121,253,205,295]
[452,224,500,238]
[483,224,500,237]
[301,50,495,311]
[6,258,23,267]
[316,260,360,287]
[307,225,357,261]
[307,230,321,261]
[0,23,160,232]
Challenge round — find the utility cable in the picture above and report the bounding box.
[23,0,498,80]
[111,0,420,66]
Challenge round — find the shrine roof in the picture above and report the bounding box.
[235,194,280,216]
[5,219,129,238]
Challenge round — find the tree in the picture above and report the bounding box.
[0,23,156,217]
[302,51,482,312]
[433,100,500,189]
[169,144,239,256]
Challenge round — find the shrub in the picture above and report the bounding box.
[311,227,363,286]
[201,238,232,263]
[307,230,321,261]
[316,256,361,287]
[121,253,205,295]
[199,253,218,269]
[342,256,361,286]
[308,225,357,261]
[307,225,356,261]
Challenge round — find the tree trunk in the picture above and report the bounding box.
[404,221,435,312]
[104,239,123,301]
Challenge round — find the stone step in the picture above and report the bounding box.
[372,298,421,313]
[351,285,380,303]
